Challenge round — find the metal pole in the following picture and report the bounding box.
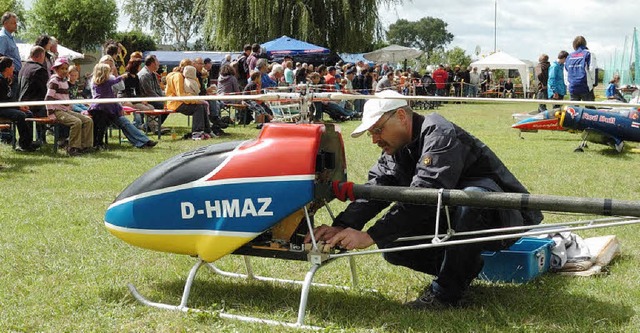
[494,0,497,52]
[348,184,640,217]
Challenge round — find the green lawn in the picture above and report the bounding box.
[2,102,640,332]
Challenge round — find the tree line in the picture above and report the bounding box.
[2,0,471,68]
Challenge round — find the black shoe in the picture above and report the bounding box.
[404,287,460,310]
[145,140,158,147]
[16,145,37,152]
[66,147,83,156]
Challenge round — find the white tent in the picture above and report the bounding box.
[471,51,530,93]
[17,43,84,62]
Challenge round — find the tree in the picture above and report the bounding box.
[111,30,157,63]
[0,0,26,35]
[387,17,453,59]
[28,0,117,52]
[446,47,472,69]
[202,0,402,52]
[122,0,207,50]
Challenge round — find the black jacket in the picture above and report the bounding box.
[333,112,543,246]
[18,60,48,102]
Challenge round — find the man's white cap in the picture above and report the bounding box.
[351,90,408,138]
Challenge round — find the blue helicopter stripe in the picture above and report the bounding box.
[104,180,314,233]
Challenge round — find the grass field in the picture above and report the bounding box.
[2,101,640,332]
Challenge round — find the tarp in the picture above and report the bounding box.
[471,51,530,92]
[339,53,374,66]
[261,35,329,56]
[17,43,84,62]
[363,44,423,63]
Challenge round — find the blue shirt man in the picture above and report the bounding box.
[0,12,22,99]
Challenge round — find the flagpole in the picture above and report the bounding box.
[494,0,497,52]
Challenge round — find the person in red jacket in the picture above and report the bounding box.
[432,64,449,98]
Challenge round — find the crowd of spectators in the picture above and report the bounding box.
[0,10,610,154]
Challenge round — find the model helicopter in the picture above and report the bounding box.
[104,120,640,329]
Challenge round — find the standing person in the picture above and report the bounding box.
[432,64,448,97]
[535,54,550,112]
[0,12,21,99]
[461,66,471,97]
[45,58,94,156]
[34,35,55,76]
[17,46,49,142]
[565,36,596,102]
[236,44,252,88]
[548,51,569,109]
[480,67,491,93]
[468,67,481,97]
[0,56,39,152]
[247,43,261,72]
[306,90,543,308]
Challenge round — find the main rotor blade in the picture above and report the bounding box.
[349,184,640,217]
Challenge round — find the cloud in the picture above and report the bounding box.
[379,0,639,66]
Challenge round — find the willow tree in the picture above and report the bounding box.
[123,0,207,50]
[203,0,403,52]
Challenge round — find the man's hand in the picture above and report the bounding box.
[19,105,29,112]
[304,225,344,243]
[327,228,374,250]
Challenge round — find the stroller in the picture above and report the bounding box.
[414,74,437,110]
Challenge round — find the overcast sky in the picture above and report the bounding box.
[379,0,639,66]
[22,0,638,66]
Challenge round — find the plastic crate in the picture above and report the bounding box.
[478,237,555,283]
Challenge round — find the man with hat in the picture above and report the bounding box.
[307,90,542,308]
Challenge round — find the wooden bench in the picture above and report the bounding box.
[133,109,176,140]
[0,117,16,149]
[25,117,62,151]
[220,103,248,127]
[0,118,16,149]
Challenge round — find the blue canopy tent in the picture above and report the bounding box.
[260,35,340,65]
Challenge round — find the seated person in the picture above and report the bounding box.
[182,65,210,116]
[0,56,39,152]
[165,59,212,140]
[503,78,514,98]
[120,58,154,129]
[67,65,89,113]
[243,70,273,128]
[45,58,94,156]
[90,61,157,149]
[308,71,354,122]
[605,74,627,103]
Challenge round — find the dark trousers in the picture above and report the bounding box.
[89,109,115,147]
[382,186,514,301]
[0,107,34,149]
[148,101,168,124]
[537,89,548,112]
[176,103,210,133]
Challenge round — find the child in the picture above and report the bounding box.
[90,62,157,149]
[67,65,89,113]
[45,58,94,156]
